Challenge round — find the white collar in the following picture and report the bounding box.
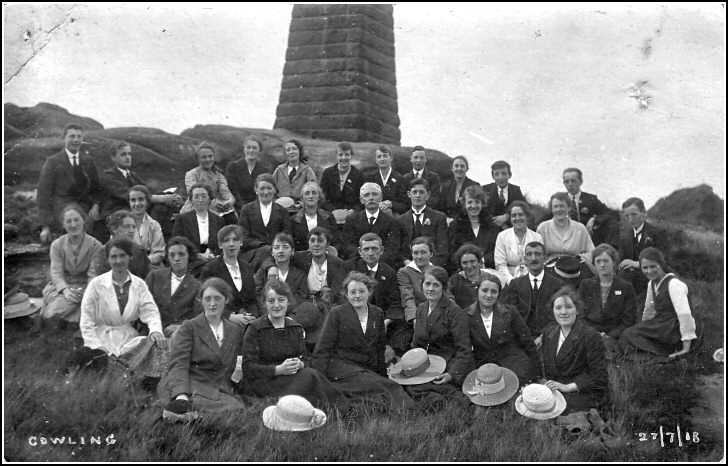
[116,167,130,177]
[259,201,273,210]
[367,263,379,273]
[570,191,582,200]
[633,223,645,235]
[65,148,79,162]
[412,207,426,215]
[406,262,432,273]
[528,270,545,282]
[366,209,380,220]
[380,168,392,183]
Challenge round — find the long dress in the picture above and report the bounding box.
[80,271,167,378]
[242,316,349,410]
[42,233,103,322]
[617,273,697,356]
[312,303,411,407]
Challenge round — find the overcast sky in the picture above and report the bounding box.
[4,3,725,208]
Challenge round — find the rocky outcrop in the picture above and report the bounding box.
[649,184,724,234]
[4,102,103,140]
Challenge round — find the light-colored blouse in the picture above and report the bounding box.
[180,166,236,215]
[47,233,103,290]
[494,227,543,285]
[536,219,594,262]
[134,213,165,264]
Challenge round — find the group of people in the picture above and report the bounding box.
[35,123,699,419]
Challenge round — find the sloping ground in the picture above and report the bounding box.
[649,185,724,234]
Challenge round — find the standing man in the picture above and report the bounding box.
[402,145,440,210]
[561,168,610,234]
[482,160,527,229]
[397,178,449,267]
[38,123,103,243]
[501,241,564,347]
[319,142,363,218]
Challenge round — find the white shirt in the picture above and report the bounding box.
[633,223,645,241]
[412,207,426,223]
[305,212,318,232]
[260,201,272,226]
[338,166,351,190]
[209,320,224,346]
[556,329,567,354]
[367,209,380,225]
[481,312,493,337]
[359,313,368,334]
[196,213,209,245]
[287,164,298,176]
[278,268,289,282]
[379,168,392,186]
[413,170,423,179]
[367,264,379,275]
[171,273,185,296]
[528,270,545,290]
[117,167,130,179]
[65,148,80,166]
[307,259,328,293]
[499,187,508,204]
[224,260,243,291]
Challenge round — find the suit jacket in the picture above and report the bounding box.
[312,303,387,379]
[145,267,202,328]
[482,182,527,217]
[363,169,408,214]
[570,191,609,225]
[171,210,225,256]
[272,162,317,200]
[99,167,147,218]
[501,273,565,337]
[397,207,449,267]
[577,276,637,339]
[162,313,244,400]
[342,210,407,269]
[292,251,346,304]
[291,208,340,252]
[412,296,473,385]
[320,164,364,212]
[237,201,292,251]
[343,258,402,321]
[448,213,501,268]
[225,160,269,210]
[465,301,538,368]
[37,150,103,231]
[541,320,608,394]
[617,221,669,262]
[402,169,441,209]
[438,177,480,219]
[199,256,259,316]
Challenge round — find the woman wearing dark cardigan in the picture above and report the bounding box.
[541,287,608,414]
[312,271,410,407]
[465,272,538,386]
[448,185,500,270]
[242,279,348,409]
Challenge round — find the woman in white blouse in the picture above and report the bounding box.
[129,185,166,266]
[494,201,542,286]
[536,192,594,264]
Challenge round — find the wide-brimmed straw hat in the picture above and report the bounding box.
[462,363,519,406]
[515,384,567,420]
[387,348,446,385]
[263,395,326,431]
[275,196,296,209]
[4,292,40,319]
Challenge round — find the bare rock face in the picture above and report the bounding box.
[4,102,104,140]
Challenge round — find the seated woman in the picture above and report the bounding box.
[225,134,270,212]
[312,271,411,407]
[291,181,340,254]
[199,225,259,326]
[494,201,543,286]
[398,236,435,326]
[145,236,202,336]
[407,266,473,398]
[438,155,480,222]
[272,139,317,204]
[42,204,103,327]
[73,238,167,380]
[541,287,608,414]
[255,233,308,310]
[536,192,595,264]
[242,279,349,409]
[616,247,698,359]
[171,183,225,272]
[448,185,500,271]
[179,142,237,225]
[578,243,637,348]
[447,244,490,309]
[465,273,538,386]
[237,173,292,270]
[89,210,150,279]
[159,278,245,417]
[129,185,166,266]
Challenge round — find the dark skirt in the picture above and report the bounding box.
[247,367,350,411]
[617,316,681,356]
[330,369,411,408]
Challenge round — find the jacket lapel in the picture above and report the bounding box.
[188,213,201,246]
[196,315,223,359]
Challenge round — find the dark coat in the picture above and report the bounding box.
[448,212,501,268]
[145,267,202,327]
[171,210,225,256]
[412,296,474,385]
[482,182,527,217]
[199,256,259,316]
[320,164,364,212]
[363,169,408,214]
[242,316,308,381]
[37,150,103,231]
[541,320,608,394]
[342,209,407,269]
[291,208,340,252]
[225,160,270,211]
[343,258,402,321]
[501,273,564,337]
[98,167,147,218]
[438,177,480,219]
[401,169,441,209]
[89,241,150,279]
[397,207,449,267]
[162,313,244,400]
[577,276,637,339]
[237,200,292,252]
[617,221,670,295]
[292,251,347,304]
[312,303,387,379]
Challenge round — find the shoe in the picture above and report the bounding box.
[162,409,199,423]
[165,399,192,415]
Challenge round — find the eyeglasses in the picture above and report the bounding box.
[200,296,225,304]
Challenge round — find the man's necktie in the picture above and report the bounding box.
[570,195,580,222]
[499,188,505,203]
[368,216,375,230]
[531,278,539,312]
[288,167,297,184]
[414,213,423,237]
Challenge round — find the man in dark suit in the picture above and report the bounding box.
[501,241,564,346]
[320,142,363,214]
[37,123,103,242]
[396,178,449,267]
[562,167,611,234]
[482,160,527,229]
[401,145,440,210]
[342,182,407,270]
[362,145,408,214]
[617,197,670,296]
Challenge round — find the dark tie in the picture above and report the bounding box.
[368,269,376,280]
[531,278,539,312]
[633,232,641,259]
[570,195,580,222]
[499,188,505,203]
[72,155,84,184]
[414,213,423,237]
[368,216,375,230]
[288,167,297,184]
